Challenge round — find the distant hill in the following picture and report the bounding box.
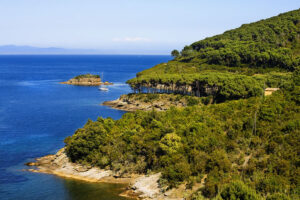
[0,45,75,54]
[0,45,116,55]
[0,45,171,55]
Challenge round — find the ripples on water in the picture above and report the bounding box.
[0,55,171,200]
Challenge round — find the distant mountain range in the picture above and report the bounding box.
[0,45,110,55]
[0,45,170,55]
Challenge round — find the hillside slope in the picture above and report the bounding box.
[61,9,300,200]
[127,9,299,102]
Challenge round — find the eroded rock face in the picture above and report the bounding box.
[132,173,161,198]
[102,94,188,112]
[26,148,114,181]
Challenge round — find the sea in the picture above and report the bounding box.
[0,55,171,200]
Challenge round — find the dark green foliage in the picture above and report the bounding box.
[65,87,299,199]
[185,96,200,106]
[220,181,261,200]
[73,74,100,79]
[127,71,289,102]
[171,49,180,58]
[143,93,159,102]
[181,46,197,58]
[266,193,291,200]
[190,9,300,70]
[126,9,299,102]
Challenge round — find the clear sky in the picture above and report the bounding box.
[0,0,299,54]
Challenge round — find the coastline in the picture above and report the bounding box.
[26,147,205,200]
[25,93,206,199]
[25,148,163,200]
[102,98,143,112]
[25,148,200,200]
[102,94,190,112]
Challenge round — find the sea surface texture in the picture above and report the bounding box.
[0,55,171,200]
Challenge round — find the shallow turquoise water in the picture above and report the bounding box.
[0,55,171,200]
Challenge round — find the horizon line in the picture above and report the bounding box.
[0,53,171,56]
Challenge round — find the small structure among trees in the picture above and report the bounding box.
[264,88,280,96]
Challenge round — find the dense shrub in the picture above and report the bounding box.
[220,181,261,200]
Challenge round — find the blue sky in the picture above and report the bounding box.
[0,0,299,54]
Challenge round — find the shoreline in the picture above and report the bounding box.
[25,148,162,200]
[26,94,205,200]
[101,94,190,112]
[102,98,141,112]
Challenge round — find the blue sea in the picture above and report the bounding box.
[0,55,171,200]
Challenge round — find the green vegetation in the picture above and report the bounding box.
[220,181,261,200]
[128,71,292,102]
[171,49,180,58]
[127,9,300,102]
[73,74,100,79]
[189,9,300,70]
[65,85,299,199]
[63,9,300,199]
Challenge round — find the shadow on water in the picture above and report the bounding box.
[62,178,129,200]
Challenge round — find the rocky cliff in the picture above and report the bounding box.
[25,148,201,200]
[102,93,204,111]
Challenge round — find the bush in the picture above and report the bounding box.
[266,193,291,200]
[220,181,261,200]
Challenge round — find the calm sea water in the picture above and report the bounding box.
[0,55,171,200]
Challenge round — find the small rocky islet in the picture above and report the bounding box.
[60,74,113,86]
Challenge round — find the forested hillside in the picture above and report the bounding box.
[65,81,299,199]
[127,9,300,102]
[63,9,300,199]
[189,9,300,70]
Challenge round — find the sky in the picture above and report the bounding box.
[0,0,299,54]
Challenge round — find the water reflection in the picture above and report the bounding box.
[62,178,129,200]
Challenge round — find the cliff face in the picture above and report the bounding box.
[102,93,205,111]
[131,82,219,96]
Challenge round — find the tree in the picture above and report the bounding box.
[159,133,183,154]
[181,46,195,57]
[171,49,180,58]
[220,181,261,200]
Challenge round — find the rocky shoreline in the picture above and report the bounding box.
[25,148,199,200]
[102,94,193,112]
[25,148,169,200]
[25,94,205,199]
